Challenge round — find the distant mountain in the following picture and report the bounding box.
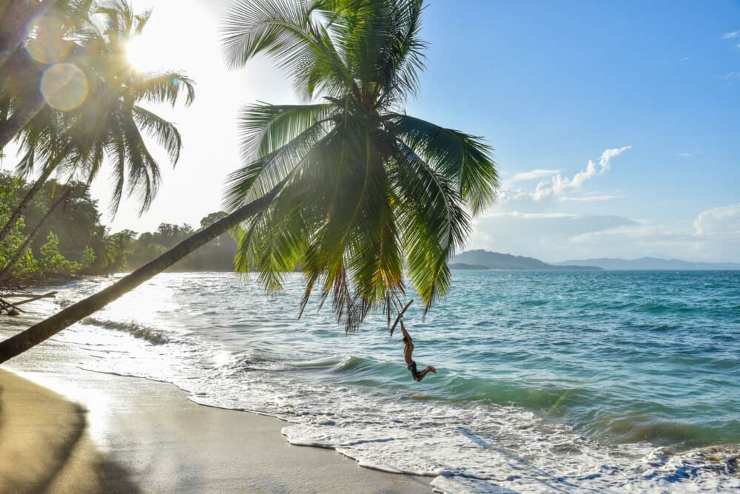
[557,257,740,271]
[452,250,601,271]
[448,262,492,270]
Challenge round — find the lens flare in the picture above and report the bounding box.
[41,63,88,111]
[26,15,72,64]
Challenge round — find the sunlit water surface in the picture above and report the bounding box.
[6,271,740,493]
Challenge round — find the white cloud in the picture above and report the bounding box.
[466,202,740,263]
[559,194,622,203]
[693,203,740,236]
[564,159,597,188]
[484,211,577,220]
[569,224,689,244]
[466,213,638,262]
[560,204,740,262]
[508,169,561,184]
[598,145,631,174]
[722,30,740,39]
[677,152,693,158]
[518,145,631,203]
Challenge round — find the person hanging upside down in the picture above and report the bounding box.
[400,322,436,382]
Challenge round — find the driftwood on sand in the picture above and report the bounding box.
[0,292,57,316]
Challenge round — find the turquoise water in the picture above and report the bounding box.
[418,270,740,447]
[16,270,740,492]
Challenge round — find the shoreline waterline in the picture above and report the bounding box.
[1,367,432,493]
[1,271,739,493]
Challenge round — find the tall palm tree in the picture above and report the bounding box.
[0,1,93,239]
[0,0,498,363]
[0,1,60,70]
[0,0,92,150]
[0,0,195,246]
[223,0,498,330]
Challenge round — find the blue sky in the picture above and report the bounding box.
[405,0,740,261]
[61,0,740,262]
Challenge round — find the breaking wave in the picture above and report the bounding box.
[35,271,740,493]
[82,317,170,345]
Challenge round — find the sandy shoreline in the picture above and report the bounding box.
[0,369,138,493]
[0,366,431,493]
[0,293,431,493]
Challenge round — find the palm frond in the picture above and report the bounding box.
[391,138,470,310]
[387,113,498,214]
[239,101,334,156]
[132,106,183,164]
[224,106,333,209]
[221,0,355,98]
[221,0,499,331]
[131,72,196,107]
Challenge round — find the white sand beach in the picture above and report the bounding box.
[0,366,432,493]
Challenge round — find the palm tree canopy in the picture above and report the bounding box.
[222,0,499,330]
[9,0,195,214]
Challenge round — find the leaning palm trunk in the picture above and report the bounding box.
[0,188,278,363]
[0,187,72,284]
[0,154,59,244]
[0,0,59,71]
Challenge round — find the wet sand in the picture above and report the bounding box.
[0,367,431,493]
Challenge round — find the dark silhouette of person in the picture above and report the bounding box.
[400,322,436,382]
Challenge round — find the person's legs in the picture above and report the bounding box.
[399,322,436,382]
[407,360,420,380]
[415,366,437,382]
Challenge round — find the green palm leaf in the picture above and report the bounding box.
[223,0,498,330]
[387,113,498,214]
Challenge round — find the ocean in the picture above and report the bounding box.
[8,270,740,492]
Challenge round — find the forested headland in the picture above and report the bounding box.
[0,173,236,285]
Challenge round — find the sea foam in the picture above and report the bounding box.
[37,272,740,493]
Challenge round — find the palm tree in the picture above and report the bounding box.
[0,1,93,150]
[1,0,95,234]
[0,1,60,70]
[0,1,194,247]
[0,0,498,363]
[0,180,76,283]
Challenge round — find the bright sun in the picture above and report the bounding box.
[126,36,166,73]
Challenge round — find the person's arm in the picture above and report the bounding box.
[400,323,411,342]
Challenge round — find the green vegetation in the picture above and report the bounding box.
[0,173,105,283]
[107,216,237,273]
[223,0,498,329]
[0,0,498,362]
[0,173,236,284]
[0,0,193,266]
